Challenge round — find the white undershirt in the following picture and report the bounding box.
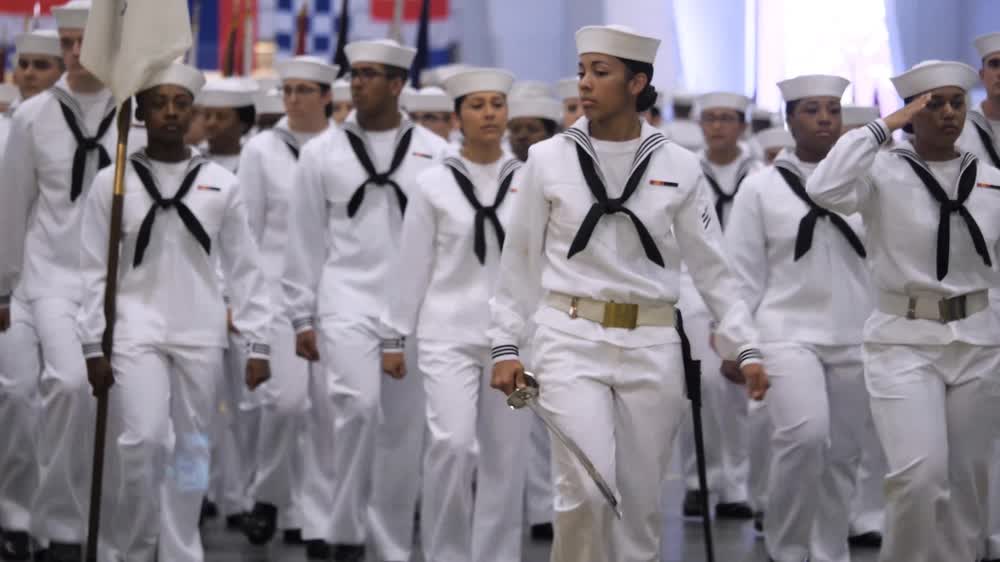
[927,157,963,196]
[707,157,742,190]
[149,159,191,198]
[463,157,503,200]
[591,137,643,197]
[73,89,113,133]
[366,129,398,171]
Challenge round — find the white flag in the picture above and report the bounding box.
[81,0,193,104]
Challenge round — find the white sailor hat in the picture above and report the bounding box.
[510,81,553,99]
[670,89,697,106]
[332,78,351,102]
[841,105,881,128]
[975,32,1000,59]
[576,25,660,64]
[890,60,979,99]
[0,84,18,105]
[509,95,562,122]
[421,64,469,88]
[139,63,206,98]
[404,86,452,113]
[443,68,515,100]
[556,77,579,100]
[754,127,795,150]
[197,78,257,108]
[15,30,61,58]
[345,39,416,70]
[777,74,849,102]
[53,0,91,30]
[276,56,339,85]
[254,90,285,115]
[696,92,751,113]
[751,106,775,121]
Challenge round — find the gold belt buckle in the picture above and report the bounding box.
[938,295,967,323]
[602,301,639,330]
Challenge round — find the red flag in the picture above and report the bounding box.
[294,2,309,56]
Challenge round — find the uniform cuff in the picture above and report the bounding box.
[292,317,314,334]
[82,342,104,359]
[491,344,520,365]
[246,342,271,360]
[865,119,890,146]
[737,345,763,368]
[380,338,406,353]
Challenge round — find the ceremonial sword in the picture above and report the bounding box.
[507,372,623,520]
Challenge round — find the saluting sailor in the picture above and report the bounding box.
[78,62,273,562]
[380,66,531,562]
[807,60,1000,562]
[0,2,119,559]
[238,55,338,546]
[678,91,761,523]
[283,38,448,562]
[489,25,768,562]
[725,74,874,562]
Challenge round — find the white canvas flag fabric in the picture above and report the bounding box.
[81,0,193,103]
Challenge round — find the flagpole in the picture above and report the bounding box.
[411,0,430,88]
[187,0,201,66]
[85,97,131,562]
[388,0,404,43]
[242,0,254,76]
[332,0,349,77]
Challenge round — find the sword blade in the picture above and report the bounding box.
[526,402,623,520]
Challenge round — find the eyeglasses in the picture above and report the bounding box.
[17,58,55,71]
[700,114,742,125]
[350,67,387,81]
[416,113,448,123]
[282,84,321,97]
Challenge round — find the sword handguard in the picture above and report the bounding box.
[506,371,540,410]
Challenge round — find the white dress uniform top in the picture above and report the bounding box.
[725,74,874,562]
[0,3,118,546]
[283,38,449,560]
[240,55,336,530]
[381,68,530,562]
[197,79,257,174]
[807,60,1000,562]
[676,91,760,512]
[489,25,761,562]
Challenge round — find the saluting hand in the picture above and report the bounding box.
[884,92,932,132]
[295,329,321,362]
[85,356,115,396]
[0,307,9,332]
[491,359,527,396]
[245,358,271,391]
[741,363,769,401]
[382,352,406,379]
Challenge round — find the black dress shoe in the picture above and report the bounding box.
[199,498,218,526]
[243,502,278,545]
[715,501,754,520]
[1,530,31,561]
[305,540,330,560]
[331,543,365,562]
[530,523,554,541]
[282,529,304,545]
[682,489,705,517]
[44,543,81,562]
[753,511,764,535]
[847,531,882,548]
[225,512,248,532]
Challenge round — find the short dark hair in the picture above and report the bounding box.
[541,118,558,137]
[319,83,334,118]
[620,58,658,113]
[901,95,916,134]
[236,105,257,135]
[385,65,409,83]
[453,95,466,115]
[785,100,800,119]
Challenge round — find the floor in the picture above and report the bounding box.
[203,477,882,562]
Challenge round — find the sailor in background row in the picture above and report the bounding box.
[0,26,64,562]
[237,55,338,546]
[198,79,256,174]
[808,59,1000,562]
[489,25,768,562]
[404,85,455,141]
[284,38,448,562]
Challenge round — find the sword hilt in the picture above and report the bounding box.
[506,371,540,410]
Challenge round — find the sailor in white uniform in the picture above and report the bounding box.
[79,63,272,562]
[403,86,455,141]
[754,127,795,165]
[332,78,353,125]
[489,25,768,562]
[199,79,257,174]
[253,87,286,131]
[380,66,531,562]
[236,55,337,547]
[283,39,448,562]
[726,74,874,562]
[678,91,761,523]
[807,60,1000,562]
[661,90,705,152]
[0,2,119,558]
[557,77,582,129]
[0,26,64,562]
